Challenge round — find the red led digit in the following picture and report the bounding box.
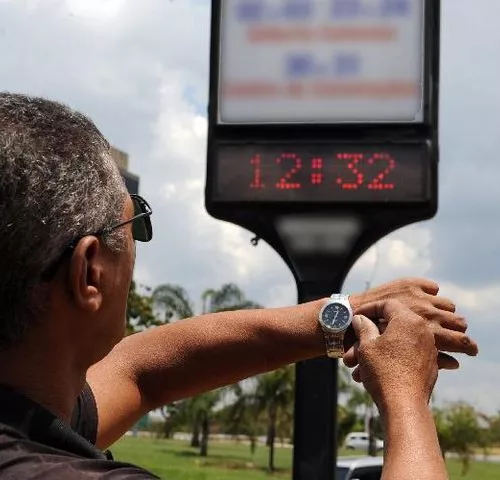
[250,154,264,189]
[366,153,396,190]
[275,153,302,190]
[336,153,364,190]
[311,157,323,185]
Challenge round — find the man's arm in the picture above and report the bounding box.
[382,402,446,480]
[350,302,448,480]
[87,278,477,449]
[87,299,325,448]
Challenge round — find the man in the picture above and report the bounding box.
[0,93,477,478]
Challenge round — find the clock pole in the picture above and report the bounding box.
[293,280,343,480]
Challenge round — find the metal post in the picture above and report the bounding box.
[292,279,344,480]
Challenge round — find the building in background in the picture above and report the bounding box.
[111,146,140,195]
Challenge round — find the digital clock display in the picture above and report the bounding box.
[213,143,429,203]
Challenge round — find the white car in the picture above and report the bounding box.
[336,456,384,480]
[344,432,384,452]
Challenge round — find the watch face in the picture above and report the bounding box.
[321,303,351,331]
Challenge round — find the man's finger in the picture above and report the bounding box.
[352,367,362,383]
[343,327,357,352]
[426,294,456,313]
[377,320,388,334]
[433,329,479,356]
[356,299,409,325]
[417,278,440,295]
[431,311,468,333]
[438,352,459,370]
[351,315,380,345]
[343,343,359,368]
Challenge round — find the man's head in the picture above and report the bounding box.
[0,93,136,363]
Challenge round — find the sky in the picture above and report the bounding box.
[0,0,499,413]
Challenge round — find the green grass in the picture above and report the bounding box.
[112,436,292,479]
[110,436,500,480]
[446,460,500,480]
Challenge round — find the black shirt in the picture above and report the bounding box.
[0,384,160,479]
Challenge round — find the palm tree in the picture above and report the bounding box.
[202,283,261,313]
[231,367,295,472]
[224,382,262,456]
[257,367,295,472]
[177,391,222,456]
[126,281,163,334]
[152,283,261,456]
[151,284,195,322]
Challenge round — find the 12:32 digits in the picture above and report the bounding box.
[235,0,412,22]
[249,152,397,192]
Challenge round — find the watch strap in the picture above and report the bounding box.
[323,331,345,359]
[330,293,349,302]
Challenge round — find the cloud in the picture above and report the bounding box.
[426,0,500,287]
[344,224,433,291]
[438,282,500,317]
[131,68,297,309]
[66,0,125,22]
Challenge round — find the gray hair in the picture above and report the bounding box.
[0,93,127,349]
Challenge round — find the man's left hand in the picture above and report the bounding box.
[345,278,478,370]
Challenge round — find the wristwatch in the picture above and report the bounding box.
[318,294,354,358]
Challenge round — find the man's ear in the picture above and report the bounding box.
[68,236,104,313]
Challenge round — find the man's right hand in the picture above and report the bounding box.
[348,300,439,416]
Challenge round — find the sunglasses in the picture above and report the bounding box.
[41,194,153,281]
[103,194,153,243]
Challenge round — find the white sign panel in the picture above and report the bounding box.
[218,0,425,124]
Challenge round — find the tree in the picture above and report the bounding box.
[223,382,263,455]
[481,411,500,447]
[127,280,164,335]
[173,391,222,456]
[152,282,261,457]
[159,403,186,439]
[433,402,488,475]
[151,284,195,322]
[231,367,295,472]
[202,283,261,313]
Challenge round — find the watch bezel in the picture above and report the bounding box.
[319,298,354,334]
